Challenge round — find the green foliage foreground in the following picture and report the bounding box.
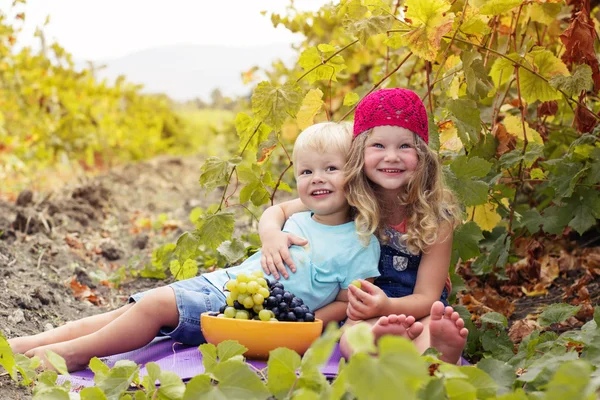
[1,309,599,399]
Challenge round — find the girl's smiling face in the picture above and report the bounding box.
[363,126,419,196]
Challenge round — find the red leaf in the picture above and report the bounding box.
[575,104,598,133]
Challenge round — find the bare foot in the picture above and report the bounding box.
[429,302,468,364]
[372,314,424,344]
[26,343,90,373]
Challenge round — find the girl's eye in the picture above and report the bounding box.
[373,143,384,149]
[300,169,312,175]
[326,166,338,172]
[400,143,411,149]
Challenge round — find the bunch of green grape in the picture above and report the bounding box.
[215,270,315,322]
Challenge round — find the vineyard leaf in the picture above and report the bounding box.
[0,331,16,380]
[141,362,161,397]
[477,358,516,395]
[446,99,481,145]
[451,155,492,178]
[520,49,569,103]
[420,379,445,399]
[471,232,510,275]
[467,203,502,232]
[300,324,340,372]
[252,81,303,130]
[195,212,235,251]
[217,340,247,363]
[211,359,270,399]
[267,348,301,399]
[447,175,489,207]
[199,344,218,374]
[439,120,462,151]
[256,131,278,164]
[80,387,108,399]
[544,360,595,400]
[346,14,395,44]
[538,303,581,327]
[462,51,493,99]
[298,46,347,84]
[479,0,523,15]
[96,360,140,399]
[170,259,198,280]
[217,239,246,264]
[503,114,543,145]
[344,322,377,354]
[296,88,324,130]
[32,387,71,399]
[199,157,229,192]
[517,349,579,383]
[499,150,524,169]
[482,329,515,361]
[541,205,572,235]
[458,367,499,399]
[481,312,508,328]
[565,187,600,235]
[250,185,271,207]
[156,371,186,400]
[530,168,546,180]
[343,92,359,106]
[235,112,273,157]
[182,374,215,399]
[547,162,585,198]
[490,53,521,87]
[528,2,561,25]
[173,232,200,263]
[453,221,484,260]
[460,9,491,39]
[444,379,477,400]
[337,0,368,20]
[402,0,455,61]
[550,64,593,97]
[45,350,70,376]
[521,209,544,234]
[428,114,441,152]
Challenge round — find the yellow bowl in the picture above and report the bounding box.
[200,312,323,359]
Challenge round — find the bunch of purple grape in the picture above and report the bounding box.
[264,280,315,322]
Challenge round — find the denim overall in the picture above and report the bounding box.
[374,226,449,306]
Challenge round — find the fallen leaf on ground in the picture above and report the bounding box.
[509,319,539,343]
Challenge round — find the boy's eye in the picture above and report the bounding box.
[300,169,312,175]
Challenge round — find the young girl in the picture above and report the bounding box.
[8,122,381,372]
[258,88,469,363]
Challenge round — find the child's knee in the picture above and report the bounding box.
[136,287,179,324]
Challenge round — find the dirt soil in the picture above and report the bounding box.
[0,155,240,399]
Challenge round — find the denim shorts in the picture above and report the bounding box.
[129,276,227,346]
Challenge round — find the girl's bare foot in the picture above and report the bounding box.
[429,302,468,364]
[26,342,91,373]
[7,336,42,355]
[372,314,424,344]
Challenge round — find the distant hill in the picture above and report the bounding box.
[93,43,296,102]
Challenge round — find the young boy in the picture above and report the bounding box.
[8,122,380,372]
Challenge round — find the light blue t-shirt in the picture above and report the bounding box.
[204,211,381,311]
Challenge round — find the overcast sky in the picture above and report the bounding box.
[1,0,332,60]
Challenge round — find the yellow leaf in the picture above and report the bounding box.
[296,89,324,130]
[343,92,359,106]
[402,0,455,61]
[459,9,491,40]
[503,114,543,144]
[439,121,462,151]
[530,168,546,179]
[467,203,501,232]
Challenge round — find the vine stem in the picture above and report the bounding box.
[270,163,293,206]
[384,30,600,121]
[507,64,529,237]
[296,40,359,83]
[338,52,413,121]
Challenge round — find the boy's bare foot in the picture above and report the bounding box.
[26,343,90,373]
[372,314,424,344]
[429,301,468,364]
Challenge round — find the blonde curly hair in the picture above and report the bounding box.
[345,130,462,255]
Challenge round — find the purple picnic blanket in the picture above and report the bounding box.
[58,338,470,391]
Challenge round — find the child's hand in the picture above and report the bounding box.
[260,232,308,280]
[346,280,390,320]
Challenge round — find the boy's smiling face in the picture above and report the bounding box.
[295,148,350,226]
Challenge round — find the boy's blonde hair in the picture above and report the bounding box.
[292,122,353,176]
[345,131,461,254]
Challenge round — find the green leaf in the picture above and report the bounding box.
[541,205,572,235]
[252,81,303,130]
[343,323,377,354]
[170,259,198,280]
[0,331,17,380]
[402,0,455,61]
[477,358,516,396]
[490,54,520,87]
[482,330,515,361]
[546,162,583,198]
[235,112,273,158]
[80,387,108,400]
[217,340,247,363]
[298,47,347,84]
[45,350,70,376]
[462,51,493,99]
[267,348,301,399]
[479,0,523,15]
[141,362,161,398]
[182,375,214,400]
[459,366,499,399]
[450,155,492,179]
[549,64,593,97]
[520,209,544,234]
[32,386,71,399]
[481,312,508,328]
[447,156,491,206]
[199,343,218,374]
[300,324,341,373]
[195,212,235,251]
[453,221,484,260]
[544,360,595,400]
[343,92,359,106]
[444,378,477,400]
[419,378,446,399]
[346,15,395,45]
[217,239,246,264]
[446,99,481,145]
[89,357,110,382]
[519,49,569,103]
[199,157,230,192]
[517,348,579,384]
[156,371,186,400]
[96,360,140,400]
[211,359,270,399]
[538,303,581,327]
[565,187,600,235]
